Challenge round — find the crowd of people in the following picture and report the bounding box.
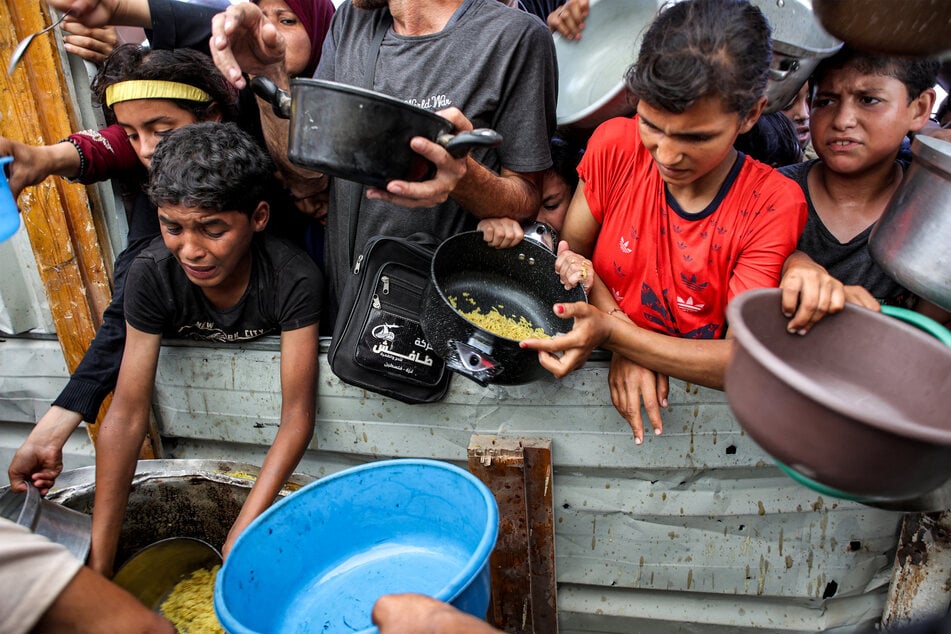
[3,0,950,630]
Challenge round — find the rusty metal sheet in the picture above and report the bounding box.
[469,435,558,634]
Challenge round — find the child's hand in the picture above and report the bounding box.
[780,254,881,333]
[608,353,667,446]
[477,217,524,249]
[554,240,594,293]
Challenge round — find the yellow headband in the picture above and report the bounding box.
[105,80,213,107]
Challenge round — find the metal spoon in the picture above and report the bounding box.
[7,10,70,76]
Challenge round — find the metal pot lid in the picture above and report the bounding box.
[911,134,951,176]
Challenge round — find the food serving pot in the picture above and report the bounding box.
[112,537,222,610]
[869,134,951,313]
[43,459,313,573]
[724,288,951,501]
[419,230,586,386]
[751,0,842,113]
[251,77,503,189]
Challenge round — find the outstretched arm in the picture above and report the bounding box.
[222,324,318,557]
[46,0,150,28]
[88,325,161,577]
[521,301,731,389]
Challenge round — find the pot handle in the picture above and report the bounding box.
[768,58,800,82]
[250,76,292,119]
[521,221,558,252]
[437,129,503,159]
[447,339,502,386]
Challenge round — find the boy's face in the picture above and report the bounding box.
[809,65,933,175]
[158,203,269,303]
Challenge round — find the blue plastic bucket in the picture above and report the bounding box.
[0,156,21,244]
[214,459,499,634]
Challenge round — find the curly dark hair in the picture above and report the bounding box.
[147,122,276,217]
[810,46,941,104]
[626,0,772,118]
[91,44,239,123]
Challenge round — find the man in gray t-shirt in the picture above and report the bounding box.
[210,0,557,322]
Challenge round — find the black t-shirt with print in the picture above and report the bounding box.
[125,233,323,341]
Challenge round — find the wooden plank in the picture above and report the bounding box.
[3,0,158,457]
[468,435,558,633]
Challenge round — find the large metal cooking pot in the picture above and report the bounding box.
[251,77,503,189]
[751,0,842,113]
[812,0,951,58]
[420,230,586,386]
[869,135,951,312]
[44,459,314,573]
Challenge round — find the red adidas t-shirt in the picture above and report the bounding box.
[578,117,806,339]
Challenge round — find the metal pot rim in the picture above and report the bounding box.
[911,134,951,175]
[289,78,449,129]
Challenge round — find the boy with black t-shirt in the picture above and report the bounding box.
[778,47,948,332]
[19,122,324,576]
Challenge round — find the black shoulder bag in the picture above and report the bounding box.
[327,12,451,403]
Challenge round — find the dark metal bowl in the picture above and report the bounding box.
[725,288,951,501]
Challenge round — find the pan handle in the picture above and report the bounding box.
[447,338,502,386]
[250,76,292,119]
[437,129,503,159]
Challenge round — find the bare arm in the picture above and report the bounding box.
[558,180,599,257]
[222,324,318,557]
[88,325,161,577]
[366,108,542,220]
[373,594,502,634]
[33,566,174,634]
[8,406,84,494]
[46,0,150,28]
[0,137,82,199]
[522,301,731,389]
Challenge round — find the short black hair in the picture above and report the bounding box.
[147,122,276,217]
[811,46,941,104]
[626,0,772,118]
[734,111,802,168]
[549,134,584,191]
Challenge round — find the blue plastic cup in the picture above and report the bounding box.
[0,156,21,243]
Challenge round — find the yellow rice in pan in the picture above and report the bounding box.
[449,293,549,340]
[160,564,224,634]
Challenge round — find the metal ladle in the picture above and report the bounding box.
[7,9,70,76]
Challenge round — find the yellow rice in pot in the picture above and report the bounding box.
[449,293,549,340]
[159,564,224,634]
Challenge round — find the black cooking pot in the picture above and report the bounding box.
[420,230,587,386]
[251,77,503,189]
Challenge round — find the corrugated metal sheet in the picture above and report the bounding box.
[3,336,899,633]
[0,332,907,632]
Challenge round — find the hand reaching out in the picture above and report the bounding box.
[608,353,668,445]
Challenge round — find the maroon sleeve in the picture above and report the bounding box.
[68,124,142,183]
